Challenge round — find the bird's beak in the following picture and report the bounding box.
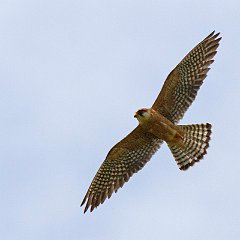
[134,112,137,118]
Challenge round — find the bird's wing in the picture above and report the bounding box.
[152,31,221,123]
[81,126,162,213]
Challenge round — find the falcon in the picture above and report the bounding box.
[81,31,221,213]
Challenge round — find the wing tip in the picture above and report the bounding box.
[205,31,221,43]
[80,188,112,213]
[208,31,222,41]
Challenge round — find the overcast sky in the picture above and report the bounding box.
[1,1,240,239]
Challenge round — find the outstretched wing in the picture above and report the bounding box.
[152,31,221,123]
[81,126,162,213]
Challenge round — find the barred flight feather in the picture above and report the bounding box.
[152,31,221,124]
[81,127,162,213]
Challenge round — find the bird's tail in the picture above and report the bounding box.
[168,123,212,170]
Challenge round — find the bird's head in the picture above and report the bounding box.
[134,108,152,124]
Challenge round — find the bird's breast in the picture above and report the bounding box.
[145,113,182,143]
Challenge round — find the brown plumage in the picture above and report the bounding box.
[81,31,221,213]
[152,31,221,123]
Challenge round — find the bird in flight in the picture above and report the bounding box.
[81,31,221,213]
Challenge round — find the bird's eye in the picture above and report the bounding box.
[138,110,146,116]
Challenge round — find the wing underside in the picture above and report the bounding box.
[152,31,221,123]
[81,126,162,213]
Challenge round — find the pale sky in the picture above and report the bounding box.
[1,1,240,239]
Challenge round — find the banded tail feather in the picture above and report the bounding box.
[168,123,212,170]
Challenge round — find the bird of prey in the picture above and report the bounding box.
[81,31,221,213]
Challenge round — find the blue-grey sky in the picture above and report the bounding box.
[1,1,240,239]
